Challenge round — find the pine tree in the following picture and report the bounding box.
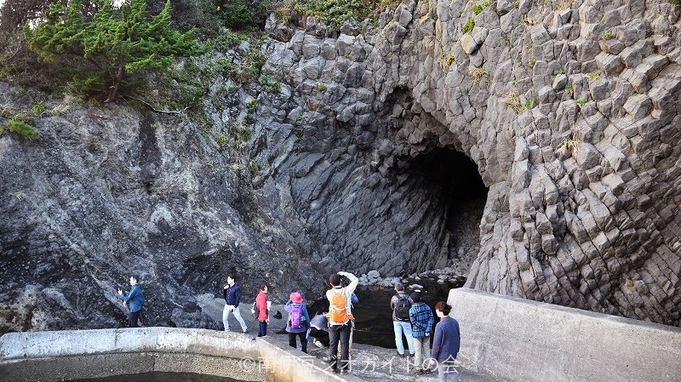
[24,0,200,102]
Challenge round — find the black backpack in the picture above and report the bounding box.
[394,293,411,321]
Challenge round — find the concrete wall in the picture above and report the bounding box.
[0,327,262,382]
[448,288,681,382]
[0,327,352,382]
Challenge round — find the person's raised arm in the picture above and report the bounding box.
[338,271,358,293]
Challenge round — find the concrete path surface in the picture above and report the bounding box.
[198,294,506,381]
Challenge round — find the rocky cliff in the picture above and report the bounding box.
[1,0,680,332]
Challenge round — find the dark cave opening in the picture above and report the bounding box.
[412,147,488,201]
[410,147,489,250]
[343,148,489,348]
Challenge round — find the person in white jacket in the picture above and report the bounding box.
[325,271,358,374]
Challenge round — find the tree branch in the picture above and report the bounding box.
[124,95,190,114]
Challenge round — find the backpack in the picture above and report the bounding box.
[326,289,353,323]
[394,293,411,321]
[289,303,305,329]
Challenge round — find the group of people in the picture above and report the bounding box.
[391,283,461,381]
[223,274,272,337]
[116,272,461,381]
[221,270,361,375]
[222,273,312,344]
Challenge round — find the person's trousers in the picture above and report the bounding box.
[222,305,247,332]
[310,327,329,347]
[288,331,308,353]
[393,321,415,355]
[258,320,267,337]
[127,310,141,327]
[328,323,351,372]
[413,336,432,370]
[437,360,460,382]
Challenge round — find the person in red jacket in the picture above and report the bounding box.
[255,283,269,337]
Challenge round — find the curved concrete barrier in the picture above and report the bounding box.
[0,327,357,382]
[0,327,262,382]
[448,288,681,382]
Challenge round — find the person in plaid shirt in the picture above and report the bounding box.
[409,291,434,374]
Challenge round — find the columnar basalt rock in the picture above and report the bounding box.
[257,0,681,326]
[0,0,680,333]
[409,0,681,325]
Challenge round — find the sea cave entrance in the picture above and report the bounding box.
[407,146,489,270]
[344,147,489,348]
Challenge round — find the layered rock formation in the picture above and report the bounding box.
[0,0,679,333]
[257,0,681,325]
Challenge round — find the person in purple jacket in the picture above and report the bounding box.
[431,301,461,382]
[285,292,311,353]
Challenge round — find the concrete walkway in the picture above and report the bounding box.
[198,294,506,381]
[302,339,507,382]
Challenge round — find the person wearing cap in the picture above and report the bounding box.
[409,291,434,374]
[390,283,415,357]
[432,301,461,382]
[285,292,311,353]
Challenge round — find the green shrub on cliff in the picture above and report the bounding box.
[293,0,402,29]
[462,17,475,33]
[23,0,202,102]
[472,0,494,15]
[3,119,40,140]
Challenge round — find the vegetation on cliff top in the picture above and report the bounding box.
[0,0,400,105]
[23,0,201,103]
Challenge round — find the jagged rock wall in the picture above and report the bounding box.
[1,0,680,333]
[0,90,322,331]
[256,0,681,326]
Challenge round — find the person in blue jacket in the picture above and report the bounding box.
[118,275,144,327]
[432,301,461,382]
[409,291,434,374]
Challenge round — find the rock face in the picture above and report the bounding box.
[256,0,681,326]
[1,0,680,332]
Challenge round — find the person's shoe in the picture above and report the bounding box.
[314,340,324,348]
[422,369,433,374]
[242,329,248,334]
[340,369,348,375]
[397,352,405,357]
[411,369,422,375]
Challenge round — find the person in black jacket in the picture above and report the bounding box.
[222,274,248,333]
